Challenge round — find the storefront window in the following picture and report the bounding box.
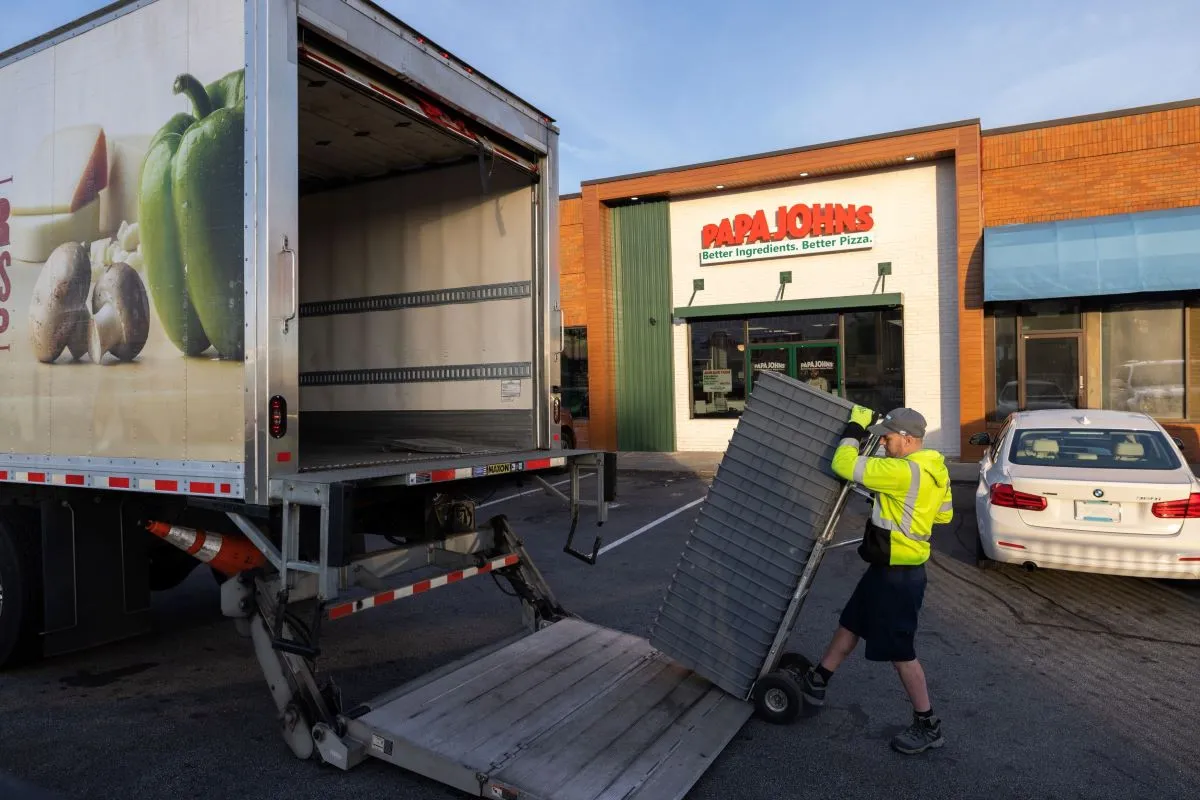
[990,299,1196,423]
[561,326,589,418]
[991,311,1018,422]
[1102,302,1185,419]
[843,309,904,411]
[690,319,746,418]
[689,307,905,420]
[747,313,838,343]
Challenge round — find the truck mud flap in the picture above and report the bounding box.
[344,618,752,800]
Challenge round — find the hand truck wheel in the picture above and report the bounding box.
[752,670,803,725]
[778,651,814,680]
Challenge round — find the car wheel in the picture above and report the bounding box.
[975,528,999,570]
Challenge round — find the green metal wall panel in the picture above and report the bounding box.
[612,201,676,452]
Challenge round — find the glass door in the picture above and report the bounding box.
[747,343,842,397]
[1020,334,1082,411]
[795,343,841,397]
[748,346,790,390]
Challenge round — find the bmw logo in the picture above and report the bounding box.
[1093,489,1104,498]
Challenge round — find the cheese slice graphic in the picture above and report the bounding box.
[10,124,109,217]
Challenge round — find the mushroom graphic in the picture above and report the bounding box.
[28,242,91,363]
[88,262,150,364]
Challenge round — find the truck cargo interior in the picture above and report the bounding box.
[295,43,543,473]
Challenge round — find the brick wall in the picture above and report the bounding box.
[559,196,587,328]
[982,104,1200,225]
[979,102,1200,450]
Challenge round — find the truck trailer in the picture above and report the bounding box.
[0,2,793,798]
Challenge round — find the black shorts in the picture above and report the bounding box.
[838,563,927,662]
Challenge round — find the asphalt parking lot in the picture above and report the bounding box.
[1,470,1199,800]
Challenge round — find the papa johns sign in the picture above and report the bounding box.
[700,202,874,265]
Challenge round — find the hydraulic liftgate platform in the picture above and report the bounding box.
[236,373,870,799]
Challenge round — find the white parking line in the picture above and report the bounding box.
[598,497,705,556]
[477,473,594,509]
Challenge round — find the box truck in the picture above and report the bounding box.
[0,2,772,798]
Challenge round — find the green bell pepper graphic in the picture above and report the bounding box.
[138,69,244,360]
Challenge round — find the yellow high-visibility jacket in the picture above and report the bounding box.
[831,438,953,567]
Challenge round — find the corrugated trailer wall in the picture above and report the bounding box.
[611,201,675,452]
[297,160,537,451]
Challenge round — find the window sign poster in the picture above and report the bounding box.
[702,369,733,393]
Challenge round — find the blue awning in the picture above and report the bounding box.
[982,205,1200,302]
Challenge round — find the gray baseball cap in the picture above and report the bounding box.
[868,408,927,439]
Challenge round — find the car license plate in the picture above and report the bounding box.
[1075,500,1121,523]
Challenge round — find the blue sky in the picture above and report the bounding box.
[5,0,1198,193]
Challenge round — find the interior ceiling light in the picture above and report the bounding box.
[905,155,916,161]
[799,172,808,177]
[630,196,639,201]
[715,184,724,189]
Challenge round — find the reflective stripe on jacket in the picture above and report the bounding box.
[831,436,953,566]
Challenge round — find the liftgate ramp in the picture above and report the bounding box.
[341,372,855,799]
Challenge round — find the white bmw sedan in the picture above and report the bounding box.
[970,409,1200,580]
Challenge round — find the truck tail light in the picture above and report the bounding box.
[989,483,1047,511]
[1151,493,1200,519]
[269,395,287,439]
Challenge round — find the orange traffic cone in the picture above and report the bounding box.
[145,520,268,576]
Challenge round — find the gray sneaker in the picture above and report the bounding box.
[890,713,944,754]
[800,668,826,706]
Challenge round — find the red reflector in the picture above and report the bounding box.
[328,604,353,620]
[28,473,46,483]
[1151,493,1200,519]
[277,452,293,463]
[446,571,463,583]
[109,477,130,489]
[192,482,215,494]
[526,458,551,471]
[156,480,179,492]
[431,469,456,482]
[989,483,1047,511]
[66,475,85,486]
[220,483,232,494]
[413,579,432,594]
[0,471,8,480]
[998,541,1027,550]
[1180,557,1200,562]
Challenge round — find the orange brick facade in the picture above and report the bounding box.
[976,102,1200,455]
[559,99,1200,457]
[982,105,1200,225]
[558,196,587,328]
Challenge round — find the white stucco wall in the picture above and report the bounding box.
[668,160,961,456]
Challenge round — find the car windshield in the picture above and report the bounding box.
[1008,428,1181,470]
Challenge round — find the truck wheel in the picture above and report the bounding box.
[0,511,43,669]
[752,670,803,725]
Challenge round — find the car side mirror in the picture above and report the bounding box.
[1172,436,1185,450]
[968,432,993,447]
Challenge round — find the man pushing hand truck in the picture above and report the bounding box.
[802,404,954,755]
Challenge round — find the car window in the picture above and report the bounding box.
[990,419,1012,462]
[1008,428,1181,470]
